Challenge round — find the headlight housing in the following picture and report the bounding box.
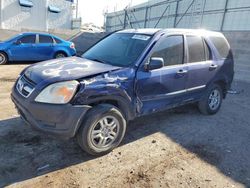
[35,80,79,104]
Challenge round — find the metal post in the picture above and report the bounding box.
[175,0,195,27]
[154,4,170,28]
[220,0,229,31]
[174,1,179,27]
[76,0,79,19]
[200,0,206,26]
[123,9,127,29]
[144,6,148,28]
[130,10,141,28]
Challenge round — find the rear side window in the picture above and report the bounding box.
[151,35,184,66]
[204,41,212,60]
[39,35,53,43]
[18,35,36,44]
[210,36,230,59]
[187,36,206,63]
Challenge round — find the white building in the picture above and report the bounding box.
[0,0,78,31]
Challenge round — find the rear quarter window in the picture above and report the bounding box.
[210,36,231,59]
[54,37,62,44]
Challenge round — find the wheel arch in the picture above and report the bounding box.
[87,99,135,121]
[0,50,9,60]
[54,50,68,58]
[214,79,228,98]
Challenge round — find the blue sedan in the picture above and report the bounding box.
[0,32,76,65]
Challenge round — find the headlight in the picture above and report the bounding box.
[35,80,79,104]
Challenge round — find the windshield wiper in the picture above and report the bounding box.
[89,58,108,65]
[87,57,119,67]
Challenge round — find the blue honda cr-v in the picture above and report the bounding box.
[11,29,234,155]
[0,32,76,64]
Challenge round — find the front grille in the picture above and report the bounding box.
[16,75,36,98]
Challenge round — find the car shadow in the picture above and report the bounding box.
[6,61,38,65]
[0,117,94,187]
[0,81,249,187]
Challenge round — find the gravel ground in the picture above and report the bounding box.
[0,64,249,188]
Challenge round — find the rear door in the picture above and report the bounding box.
[36,34,55,60]
[10,34,36,61]
[185,35,218,97]
[136,35,188,115]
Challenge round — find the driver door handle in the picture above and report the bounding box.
[176,69,188,77]
[209,64,218,71]
[176,69,188,74]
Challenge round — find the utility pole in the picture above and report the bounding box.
[75,0,79,18]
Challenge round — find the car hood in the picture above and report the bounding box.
[24,57,121,84]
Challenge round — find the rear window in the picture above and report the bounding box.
[39,35,53,43]
[210,36,230,59]
[204,41,212,60]
[186,35,206,63]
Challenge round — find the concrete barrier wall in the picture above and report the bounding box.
[224,32,250,83]
[70,32,109,56]
[0,0,73,31]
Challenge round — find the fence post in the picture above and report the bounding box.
[144,6,148,28]
[220,0,229,31]
[123,9,127,29]
[174,1,179,27]
[200,0,206,27]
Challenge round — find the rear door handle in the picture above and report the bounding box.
[209,64,218,71]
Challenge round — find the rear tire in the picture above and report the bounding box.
[77,104,126,156]
[0,52,8,65]
[54,52,66,59]
[198,84,223,115]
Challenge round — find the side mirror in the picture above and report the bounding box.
[13,40,21,45]
[145,57,164,71]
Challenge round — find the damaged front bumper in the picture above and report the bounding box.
[11,87,91,139]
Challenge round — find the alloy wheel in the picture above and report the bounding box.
[90,115,120,148]
[208,89,221,110]
[0,53,6,64]
[55,53,65,59]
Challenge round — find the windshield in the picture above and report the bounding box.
[82,33,152,67]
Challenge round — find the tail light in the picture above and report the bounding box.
[70,42,75,49]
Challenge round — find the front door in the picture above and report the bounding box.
[10,34,37,61]
[136,35,188,115]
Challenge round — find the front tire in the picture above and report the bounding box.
[77,104,126,156]
[198,84,223,115]
[0,52,8,65]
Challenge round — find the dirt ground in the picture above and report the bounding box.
[0,64,250,188]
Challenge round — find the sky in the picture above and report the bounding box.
[78,0,148,26]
